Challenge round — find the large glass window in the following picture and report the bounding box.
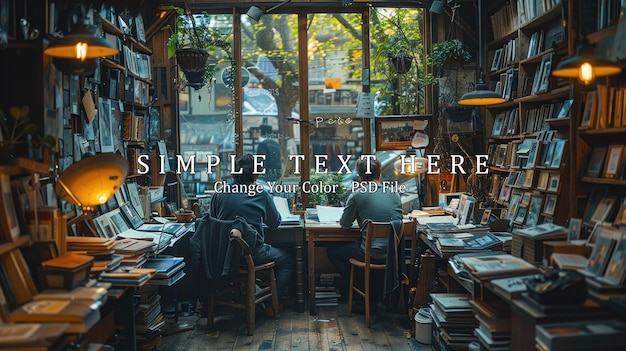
[178,7,427,211]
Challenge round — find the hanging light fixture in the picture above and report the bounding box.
[44,22,118,60]
[458,69,507,105]
[551,42,621,85]
[457,0,505,106]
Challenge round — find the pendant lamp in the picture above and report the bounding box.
[44,22,118,60]
[551,39,621,85]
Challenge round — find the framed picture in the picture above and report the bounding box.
[603,144,625,179]
[614,197,626,226]
[525,194,543,227]
[537,171,550,190]
[375,115,431,151]
[585,226,620,276]
[602,235,626,285]
[480,209,492,225]
[590,196,617,224]
[581,91,597,128]
[134,13,146,43]
[556,99,574,118]
[514,206,528,225]
[536,53,553,93]
[585,146,607,178]
[522,169,534,188]
[568,218,583,241]
[521,191,532,206]
[543,194,557,216]
[507,192,522,221]
[547,173,560,192]
[491,48,503,71]
[0,174,21,243]
[531,62,544,95]
[98,97,114,153]
[93,214,116,238]
[548,139,566,169]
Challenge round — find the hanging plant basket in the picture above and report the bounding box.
[176,48,209,89]
[389,54,413,74]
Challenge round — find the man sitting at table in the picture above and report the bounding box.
[210,154,293,314]
[327,157,403,313]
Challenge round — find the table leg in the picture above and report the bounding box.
[295,243,305,313]
[308,238,317,315]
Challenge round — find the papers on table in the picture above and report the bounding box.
[272,196,301,225]
[316,205,345,223]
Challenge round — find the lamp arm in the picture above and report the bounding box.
[266,0,291,14]
[56,178,83,208]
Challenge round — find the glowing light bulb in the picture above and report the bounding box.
[579,62,595,85]
[75,42,87,61]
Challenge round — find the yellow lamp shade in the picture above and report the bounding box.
[551,42,621,85]
[56,153,128,210]
[394,156,429,175]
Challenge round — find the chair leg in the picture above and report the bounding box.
[207,294,216,328]
[348,264,354,316]
[364,267,370,328]
[269,268,279,319]
[246,271,256,336]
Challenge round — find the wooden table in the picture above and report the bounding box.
[304,220,360,315]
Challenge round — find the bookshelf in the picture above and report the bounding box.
[483,0,572,227]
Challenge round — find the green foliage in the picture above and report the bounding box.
[0,105,56,152]
[370,7,433,115]
[431,39,471,67]
[162,6,232,86]
[308,173,346,206]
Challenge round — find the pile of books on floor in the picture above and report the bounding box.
[141,257,186,286]
[134,285,164,351]
[471,298,512,351]
[429,293,478,351]
[315,273,341,307]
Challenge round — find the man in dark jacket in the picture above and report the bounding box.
[327,157,403,313]
[209,154,293,302]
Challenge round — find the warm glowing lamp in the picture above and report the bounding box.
[457,75,507,106]
[551,41,621,85]
[44,23,119,60]
[394,156,429,175]
[56,153,128,215]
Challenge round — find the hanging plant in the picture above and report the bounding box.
[431,39,471,69]
[162,6,232,90]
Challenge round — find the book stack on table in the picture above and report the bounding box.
[429,293,478,351]
[141,257,186,286]
[470,298,512,351]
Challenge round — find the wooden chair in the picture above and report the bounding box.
[402,218,419,286]
[348,220,404,327]
[206,228,280,336]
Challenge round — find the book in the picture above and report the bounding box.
[430,293,472,312]
[584,229,619,276]
[536,319,626,351]
[141,257,185,279]
[0,323,69,350]
[513,222,567,238]
[10,300,100,333]
[551,253,588,270]
[34,286,108,306]
[458,253,540,280]
[112,238,156,256]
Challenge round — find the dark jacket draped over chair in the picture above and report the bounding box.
[190,215,258,294]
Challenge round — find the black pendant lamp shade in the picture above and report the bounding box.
[458,76,506,106]
[44,23,118,60]
[551,41,621,85]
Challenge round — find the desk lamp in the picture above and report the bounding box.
[55,153,128,234]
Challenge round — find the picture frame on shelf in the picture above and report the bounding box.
[375,115,430,151]
[585,146,608,178]
[522,169,534,188]
[507,192,523,221]
[543,194,557,216]
[556,99,574,118]
[548,139,567,169]
[568,218,582,241]
[614,197,626,226]
[514,206,528,225]
[584,226,620,276]
[491,48,503,71]
[536,53,554,94]
[603,144,625,179]
[525,194,543,227]
[581,91,597,128]
[0,174,21,243]
[98,98,114,153]
[547,173,560,192]
[601,235,626,286]
[590,196,618,225]
[480,209,492,225]
[521,191,532,206]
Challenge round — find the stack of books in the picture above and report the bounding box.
[134,285,165,349]
[512,223,567,264]
[316,273,341,307]
[112,238,156,256]
[454,252,540,282]
[10,299,100,333]
[99,268,156,287]
[0,323,69,351]
[470,299,512,351]
[535,319,626,351]
[33,284,109,309]
[119,253,148,269]
[435,232,504,253]
[41,253,94,291]
[429,293,478,351]
[141,257,186,286]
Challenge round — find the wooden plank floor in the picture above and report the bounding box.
[159,302,433,351]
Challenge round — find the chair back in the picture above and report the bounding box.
[361,220,397,265]
[229,229,255,271]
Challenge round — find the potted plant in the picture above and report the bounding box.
[431,39,471,70]
[163,6,232,90]
[0,105,56,164]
